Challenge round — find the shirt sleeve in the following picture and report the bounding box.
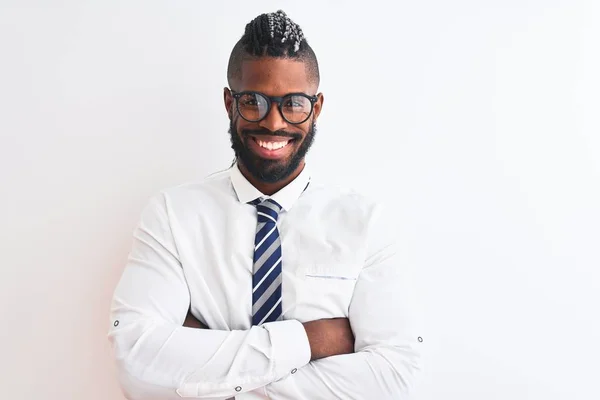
[107,193,311,400]
[264,201,425,399]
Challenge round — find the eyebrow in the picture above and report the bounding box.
[233,90,316,97]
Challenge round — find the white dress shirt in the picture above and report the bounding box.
[108,163,423,400]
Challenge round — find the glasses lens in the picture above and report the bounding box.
[281,95,312,123]
[237,93,269,121]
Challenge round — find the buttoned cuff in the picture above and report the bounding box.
[262,319,311,378]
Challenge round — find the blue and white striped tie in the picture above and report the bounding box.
[250,198,283,326]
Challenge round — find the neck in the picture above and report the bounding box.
[238,161,305,196]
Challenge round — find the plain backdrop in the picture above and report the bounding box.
[1,1,599,399]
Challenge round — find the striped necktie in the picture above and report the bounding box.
[250,198,283,326]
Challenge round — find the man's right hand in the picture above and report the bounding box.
[302,318,355,361]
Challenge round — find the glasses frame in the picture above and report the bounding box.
[231,90,318,125]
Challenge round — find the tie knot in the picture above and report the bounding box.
[254,198,282,223]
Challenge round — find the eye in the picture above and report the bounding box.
[240,98,258,107]
[283,96,307,109]
[285,100,302,108]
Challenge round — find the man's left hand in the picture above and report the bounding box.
[183,309,208,329]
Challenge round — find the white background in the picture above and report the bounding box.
[1,1,599,399]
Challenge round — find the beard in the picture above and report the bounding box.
[228,118,316,184]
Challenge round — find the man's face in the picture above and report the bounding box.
[224,58,323,183]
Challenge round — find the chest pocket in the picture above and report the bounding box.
[295,263,361,319]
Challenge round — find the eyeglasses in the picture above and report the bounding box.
[231,90,318,125]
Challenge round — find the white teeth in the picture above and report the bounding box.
[257,140,289,150]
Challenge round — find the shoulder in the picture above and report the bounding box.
[160,167,233,202]
[300,180,398,254]
[299,180,395,241]
[142,167,235,217]
[304,180,383,217]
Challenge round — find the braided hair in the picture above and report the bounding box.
[227,10,320,88]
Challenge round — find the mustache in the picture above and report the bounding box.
[240,128,302,141]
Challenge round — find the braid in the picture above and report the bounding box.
[227,10,320,87]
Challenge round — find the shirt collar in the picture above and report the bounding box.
[230,162,311,212]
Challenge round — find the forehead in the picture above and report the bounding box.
[238,58,315,95]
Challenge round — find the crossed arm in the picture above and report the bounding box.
[108,194,422,399]
[183,312,355,363]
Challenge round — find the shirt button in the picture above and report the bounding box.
[418,336,423,342]
[235,386,242,392]
[291,368,297,374]
[113,320,119,327]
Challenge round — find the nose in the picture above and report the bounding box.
[258,103,288,132]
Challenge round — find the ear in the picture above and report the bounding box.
[312,92,324,121]
[224,87,234,120]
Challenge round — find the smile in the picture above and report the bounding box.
[254,138,292,150]
[248,136,295,160]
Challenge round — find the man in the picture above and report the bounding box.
[108,10,422,400]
